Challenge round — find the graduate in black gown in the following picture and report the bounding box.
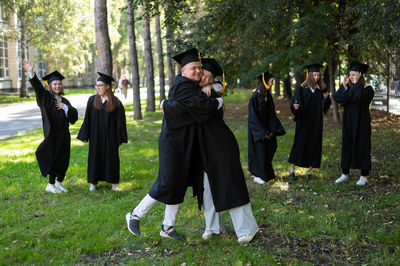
[23,59,78,193]
[248,71,285,185]
[126,48,224,241]
[333,62,374,186]
[77,72,127,191]
[198,58,259,243]
[288,64,331,180]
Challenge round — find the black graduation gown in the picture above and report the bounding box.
[288,85,331,168]
[77,95,127,184]
[195,89,250,212]
[332,83,374,170]
[30,74,78,178]
[148,74,219,205]
[248,89,286,181]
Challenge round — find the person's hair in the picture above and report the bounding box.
[48,81,65,96]
[301,72,327,90]
[256,82,270,110]
[349,74,366,87]
[93,86,120,112]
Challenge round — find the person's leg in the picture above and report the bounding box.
[55,175,68,192]
[132,194,158,218]
[335,168,349,183]
[46,173,61,193]
[202,172,221,238]
[160,204,185,241]
[356,169,369,186]
[49,174,56,185]
[228,203,259,243]
[289,163,296,180]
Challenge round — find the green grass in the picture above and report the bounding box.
[0,90,399,265]
[0,88,94,106]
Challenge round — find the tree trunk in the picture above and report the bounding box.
[95,0,113,75]
[155,12,165,103]
[327,58,340,124]
[283,74,292,99]
[127,0,142,120]
[274,77,280,97]
[166,28,175,89]
[142,9,155,112]
[19,15,28,98]
[294,71,303,88]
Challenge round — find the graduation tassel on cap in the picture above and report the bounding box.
[262,73,270,90]
[113,80,117,93]
[305,68,309,80]
[221,71,226,95]
[44,80,49,86]
[198,51,202,64]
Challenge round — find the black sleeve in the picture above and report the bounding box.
[290,86,303,120]
[63,98,78,124]
[248,95,269,142]
[77,96,93,142]
[29,73,53,108]
[117,102,128,146]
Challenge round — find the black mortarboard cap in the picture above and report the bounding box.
[350,61,369,74]
[42,71,65,83]
[172,48,201,67]
[202,58,224,77]
[256,71,274,82]
[305,63,323,73]
[97,72,115,86]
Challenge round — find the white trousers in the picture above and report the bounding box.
[203,172,259,238]
[133,194,180,227]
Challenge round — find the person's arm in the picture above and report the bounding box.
[63,99,78,124]
[117,101,128,145]
[290,86,303,120]
[77,97,93,142]
[322,89,331,114]
[248,95,269,142]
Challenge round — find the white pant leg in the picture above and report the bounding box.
[163,204,180,227]
[203,172,221,233]
[132,194,157,218]
[228,203,259,238]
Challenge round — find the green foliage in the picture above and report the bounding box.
[0,90,399,264]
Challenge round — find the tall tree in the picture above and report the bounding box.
[155,9,166,102]
[142,4,155,111]
[95,0,113,75]
[127,0,142,119]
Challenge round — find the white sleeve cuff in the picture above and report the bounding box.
[216,97,223,109]
[62,104,69,117]
[28,71,35,79]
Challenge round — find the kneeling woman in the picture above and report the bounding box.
[248,71,285,184]
[23,59,78,193]
[78,73,127,191]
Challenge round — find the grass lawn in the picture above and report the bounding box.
[0,88,94,106]
[0,89,399,264]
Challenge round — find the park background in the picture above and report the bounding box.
[0,0,400,264]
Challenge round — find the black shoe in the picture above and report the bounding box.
[306,170,313,181]
[289,172,297,180]
[126,212,140,235]
[160,225,186,241]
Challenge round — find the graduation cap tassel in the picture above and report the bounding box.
[198,51,202,64]
[113,81,117,93]
[44,80,49,87]
[222,71,226,95]
[306,68,309,80]
[262,73,270,90]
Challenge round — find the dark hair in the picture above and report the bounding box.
[256,82,269,111]
[93,87,120,112]
[301,72,327,90]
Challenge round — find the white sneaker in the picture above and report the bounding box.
[356,176,368,186]
[46,183,61,194]
[335,174,348,184]
[111,184,119,191]
[202,230,219,240]
[238,232,257,243]
[89,184,97,191]
[253,176,266,184]
[55,182,68,192]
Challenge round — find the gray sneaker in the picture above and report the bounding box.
[160,225,185,241]
[126,212,140,235]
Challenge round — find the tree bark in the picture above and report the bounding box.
[127,0,142,120]
[166,27,175,89]
[142,8,155,112]
[19,15,28,98]
[327,58,340,124]
[95,0,113,75]
[283,74,292,99]
[274,77,280,97]
[155,12,165,103]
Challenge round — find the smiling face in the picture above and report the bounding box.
[349,71,360,84]
[50,80,63,95]
[95,81,109,96]
[199,69,214,86]
[181,61,203,83]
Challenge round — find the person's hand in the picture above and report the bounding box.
[268,133,274,138]
[262,135,270,140]
[55,101,65,110]
[23,59,34,72]
[343,75,350,86]
[201,85,212,97]
[293,100,299,110]
[323,91,329,99]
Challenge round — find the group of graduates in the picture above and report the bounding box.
[23,44,374,243]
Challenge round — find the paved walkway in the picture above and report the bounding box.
[0,87,159,140]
